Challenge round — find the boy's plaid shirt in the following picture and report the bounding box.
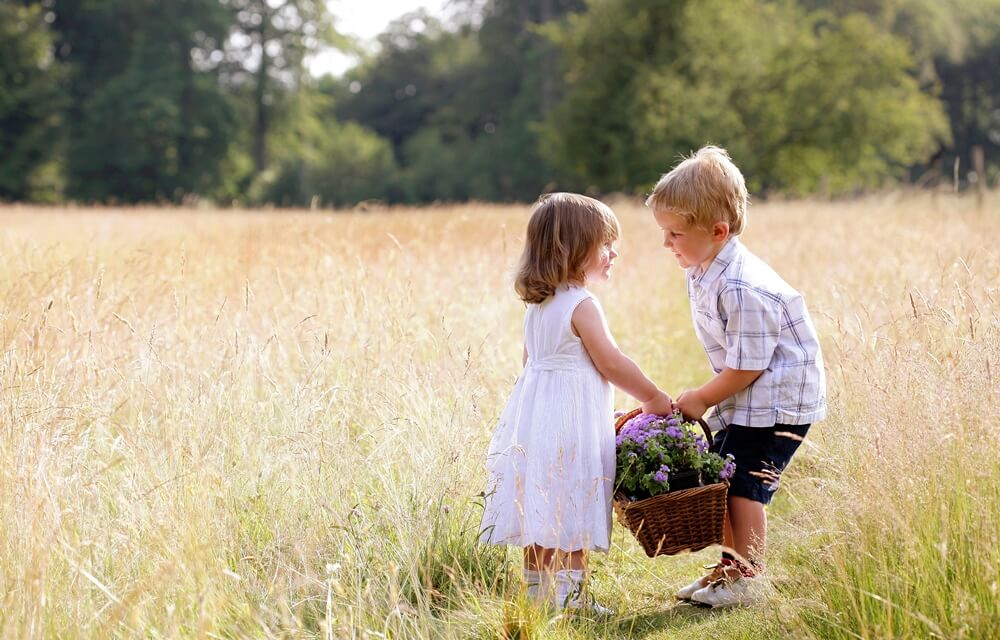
[687,237,827,430]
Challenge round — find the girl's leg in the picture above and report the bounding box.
[524,545,546,571]
[523,546,556,603]
[552,550,585,609]
[524,547,603,609]
[524,547,586,572]
[552,549,612,614]
[560,549,586,571]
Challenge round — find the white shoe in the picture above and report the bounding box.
[690,574,768,608]
[553,569,616,618]
[564,597,616,618]
[675,563,728,601]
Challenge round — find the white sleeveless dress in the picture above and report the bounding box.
[479,285,615,552]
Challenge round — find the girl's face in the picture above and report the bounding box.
[584,241,619,283]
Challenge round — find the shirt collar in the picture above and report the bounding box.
[689,236,741,289]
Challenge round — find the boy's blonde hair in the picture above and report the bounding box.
[515,192,621,304]
[645,146,749,235]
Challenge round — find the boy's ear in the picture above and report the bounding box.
[712,221,730,242]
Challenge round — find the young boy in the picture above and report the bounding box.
[646,146,826,608]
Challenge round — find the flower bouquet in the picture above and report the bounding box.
[612,408,734,557]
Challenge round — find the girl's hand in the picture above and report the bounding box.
[674,389,708,420]
[640,390,673,416]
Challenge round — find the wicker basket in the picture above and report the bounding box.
[613,408,728,557]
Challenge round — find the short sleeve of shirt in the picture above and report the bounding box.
[719,287,781,371]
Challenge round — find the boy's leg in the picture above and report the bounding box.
[728,496,766,570]
[723,510,735,551]
[720,512,745,571]
[677,449,753,602]
[688,424,809,607]
[715,423,809,570]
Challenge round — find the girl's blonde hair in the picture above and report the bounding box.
[514,192,621,304]
[645,146,749,235]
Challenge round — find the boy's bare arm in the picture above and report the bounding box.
[674,367,764,419]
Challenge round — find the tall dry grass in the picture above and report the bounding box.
[0,194,996,638]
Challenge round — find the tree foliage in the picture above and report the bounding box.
[335,1,584,202]
[0,2,63,201]
[222,0,338,173]
[0,0,997,204]
[542,0,949,195]
[801,0,1000,185]
[250,92,399,206]
[53,0,237,202]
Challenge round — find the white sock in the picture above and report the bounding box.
[523,569,552,603]
[554,569,585,609]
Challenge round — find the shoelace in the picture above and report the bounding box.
[702,562,727,584]
[706,576,733,591]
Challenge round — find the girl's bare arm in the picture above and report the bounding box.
[572,299,672,413]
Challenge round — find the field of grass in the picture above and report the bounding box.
[1,194,998,639]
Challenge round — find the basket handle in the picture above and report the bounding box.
[614,407,715,447]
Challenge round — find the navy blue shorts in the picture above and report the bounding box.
[712,423,811,505]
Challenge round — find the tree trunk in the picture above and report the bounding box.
[253,30,269,173]
[539,0,556,114]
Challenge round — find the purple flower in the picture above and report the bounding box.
[720,455,736,480]
[618,412,670,449]
[695,437,709,454]
[617,410,737,497]
[625,413,657,431]
[654,464,670,485]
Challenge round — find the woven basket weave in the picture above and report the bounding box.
[613,408,728,557]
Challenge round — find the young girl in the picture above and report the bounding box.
[479,193,673,613]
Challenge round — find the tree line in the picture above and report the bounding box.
[1,0,998,206]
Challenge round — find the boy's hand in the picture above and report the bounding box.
[641,390,674,416]
[674,389,708,420]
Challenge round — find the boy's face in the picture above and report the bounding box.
[652,209,729,271]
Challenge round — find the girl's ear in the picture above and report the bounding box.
[712,221,731,242]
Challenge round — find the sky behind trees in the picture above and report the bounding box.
[308,0,445,77]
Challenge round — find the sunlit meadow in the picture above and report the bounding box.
[1,194,997,639]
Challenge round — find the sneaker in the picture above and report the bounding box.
[674,562,730,601]
[689,574,769,608]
